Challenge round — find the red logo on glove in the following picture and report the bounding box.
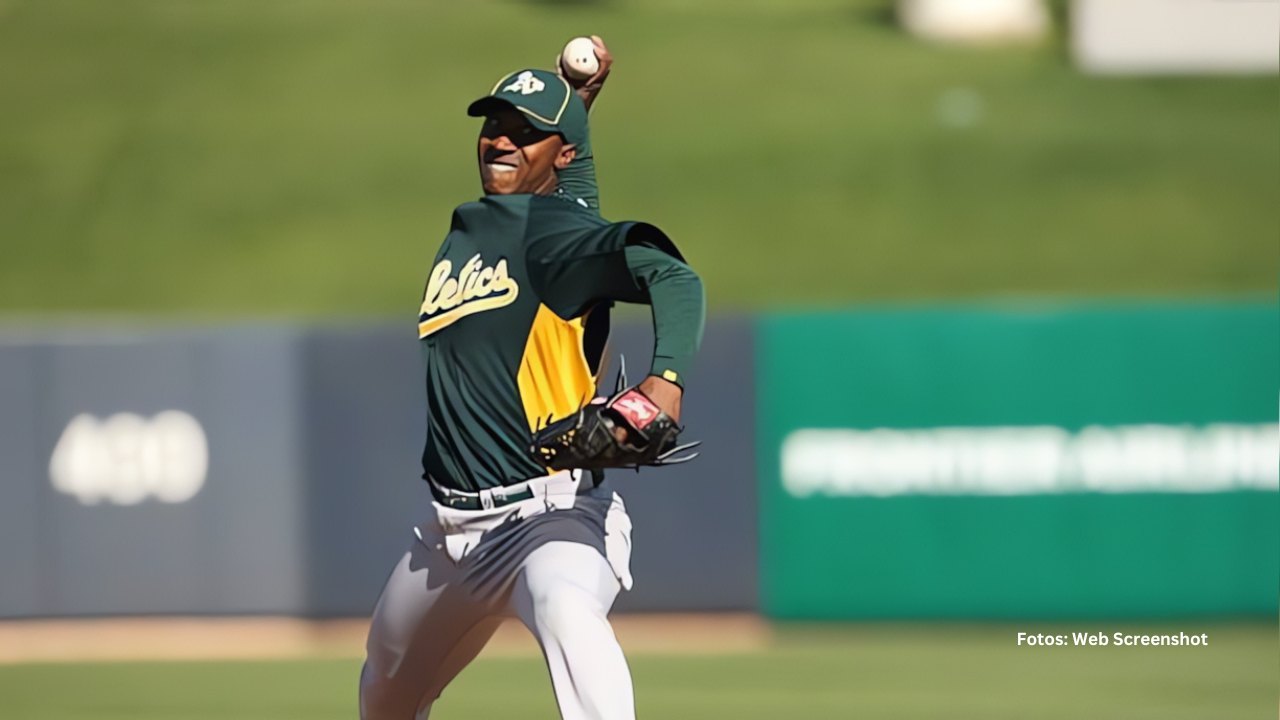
[610,390,659,430]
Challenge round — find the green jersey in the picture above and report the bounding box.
[417,193,686,492]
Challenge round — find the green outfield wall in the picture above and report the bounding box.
[757,301,1279,619]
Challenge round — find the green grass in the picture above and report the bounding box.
[0,623,1274,719]
[0,0,1276,314]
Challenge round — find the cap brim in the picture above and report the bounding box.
[466,95,513,118]
[466,96,559,134]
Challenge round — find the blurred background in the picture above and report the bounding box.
[0,0,1276,718]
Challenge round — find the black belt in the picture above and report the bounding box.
[428,481,535,511]
[427,470,602,511]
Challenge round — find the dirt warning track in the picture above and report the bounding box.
[0,614,769,664]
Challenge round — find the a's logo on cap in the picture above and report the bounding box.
[503,70,545,96]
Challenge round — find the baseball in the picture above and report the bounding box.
[561,37,600,80]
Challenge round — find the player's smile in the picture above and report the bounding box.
[483,147,520,174]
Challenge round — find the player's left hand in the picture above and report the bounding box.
[556,35,613,111]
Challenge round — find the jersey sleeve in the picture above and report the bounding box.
[555,148,600,213]
[555,109,598,212]
[524,199,685,321]
[623,245,705,388]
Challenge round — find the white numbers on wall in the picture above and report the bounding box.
[49,411,209,506]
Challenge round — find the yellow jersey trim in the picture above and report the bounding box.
[517,304,597,432]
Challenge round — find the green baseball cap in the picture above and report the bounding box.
[467,68,589,147]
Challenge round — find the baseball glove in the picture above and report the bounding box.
[531,359,700,472]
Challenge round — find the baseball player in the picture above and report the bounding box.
[359,38,706,720]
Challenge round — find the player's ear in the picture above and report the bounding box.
[554,144,577,170]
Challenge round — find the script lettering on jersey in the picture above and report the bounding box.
[418,253,520,338]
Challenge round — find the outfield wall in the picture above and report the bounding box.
[0,320,756,618]
[0,301,1274,620]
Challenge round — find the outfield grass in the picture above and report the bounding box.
[0,623,1273,719]
[0,0,1275,315]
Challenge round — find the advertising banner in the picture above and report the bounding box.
[758,302,1278,618]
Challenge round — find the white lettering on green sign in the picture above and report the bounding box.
[782,424,1279,497]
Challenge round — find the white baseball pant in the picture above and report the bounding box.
[359,471,635,720]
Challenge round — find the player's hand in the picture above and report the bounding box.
[636,375,682,424]
[556,35,613,111]
[608,375,682,443]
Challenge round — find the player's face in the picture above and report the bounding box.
[478,110,576,196]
